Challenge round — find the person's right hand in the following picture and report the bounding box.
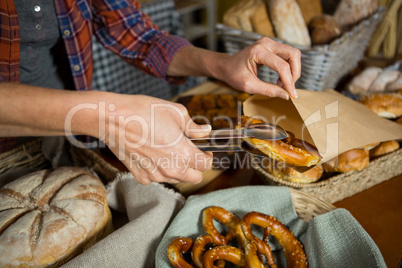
[93,94,213,185]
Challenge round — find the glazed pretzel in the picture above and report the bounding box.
[240,212,308,268]
[167,237,194,268]
[202,246,246,268]
[202,206,241,246]
[239,116,321,167]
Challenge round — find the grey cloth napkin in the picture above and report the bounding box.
[61,173,185,268]
[155,186,386,268]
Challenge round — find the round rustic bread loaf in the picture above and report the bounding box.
[0,166,113,267]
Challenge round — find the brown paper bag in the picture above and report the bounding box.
[243,89,402,164]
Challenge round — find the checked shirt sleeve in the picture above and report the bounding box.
[92,0,193,83]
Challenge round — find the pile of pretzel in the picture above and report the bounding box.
[167,206,307,268]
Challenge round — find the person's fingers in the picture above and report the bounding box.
[274,45,301,83]
[186,122,212,139]
[254,50,296,98]
[177,167,204,184]
[242,76,290,100]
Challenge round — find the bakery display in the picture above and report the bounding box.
[223,0,380,47]
[358,93,402,118]
[0,166,113,267]
[167,206,307,268]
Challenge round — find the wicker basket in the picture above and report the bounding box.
[251,148,402,204]
[0,138,49,175]
[216,7,385,91]
[290,189,335,222]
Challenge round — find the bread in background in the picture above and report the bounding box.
[295,0,323,24]
[250,1,275,36]
[385,74,402,92]
[368,70,400,92]
[346,67,383,95]
[359,93,402,118]
[223,0,261,32]
[333,0,379,30]
[369,140,400,158]
[323,148,370,173]
[308,14,341,45]
[266,0,311,47]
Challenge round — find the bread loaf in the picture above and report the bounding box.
[0,167,113,267]
[368,70,400,93]
[223,0,258,32]
[323,148,370,173]
[308,14,341,46]
[346,67,382,95]
[295,0,323,24]
[385,74,402,92]
[369,140,400,158]
[333,0,379,30]
[359,93,402,118]
[250,1,275,37]
[266,0,311,47]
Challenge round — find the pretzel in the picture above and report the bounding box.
[239,116,321,167]
[192,235,224,268]
[240,212,308,268]
[202,206,241,246]
[167,237,194,268]
[202,246,246,268]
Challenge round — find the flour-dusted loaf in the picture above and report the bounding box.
[0,166,113,267]
[333,0,379,30]
[223,0,258,32]
[266,0,311,47]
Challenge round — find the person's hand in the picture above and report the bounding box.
[96,95,213,185]
[218,37,301,100]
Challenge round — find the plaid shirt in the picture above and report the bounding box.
[0,0,192,153]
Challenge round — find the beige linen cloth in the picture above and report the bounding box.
[61,173,185,268]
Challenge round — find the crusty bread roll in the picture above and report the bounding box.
[266,162,324,183]
[295,0,323,24]
[346,67,382,95]
[308,14,341,46]
[323,148,370,173]
[369,140,400,158]
[250,1,275,37]
[368,70,400,93]
[266,0,311,47]
[333,0,379,30]
[359,93,402,118]
[0,167,113,267]
[385,74,402,92]
[223,0,259,32]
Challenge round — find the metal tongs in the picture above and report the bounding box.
[190,123,288,156]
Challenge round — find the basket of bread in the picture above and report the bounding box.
[156,186,387,267]
[217,0,385,91]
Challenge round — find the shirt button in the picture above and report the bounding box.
[73,65,80,71]
[34,5,41,12]
[36,24,41,30]
[63,30,71,36]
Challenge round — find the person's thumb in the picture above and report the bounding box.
[185,121,212,139]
